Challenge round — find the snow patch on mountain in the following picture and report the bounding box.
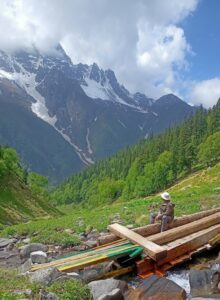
[60,129,94,165]
[0,69,13,80]
[86,128,93,155]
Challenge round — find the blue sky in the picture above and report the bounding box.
[182,0,220,81]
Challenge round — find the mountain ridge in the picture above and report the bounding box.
[0,45,197,182]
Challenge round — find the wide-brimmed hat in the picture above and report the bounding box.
[160,192,171,201]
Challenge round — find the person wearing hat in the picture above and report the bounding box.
[149,192,175,232]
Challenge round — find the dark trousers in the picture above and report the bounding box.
[150,212,173,232]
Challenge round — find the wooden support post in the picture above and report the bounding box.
[108,223,167,261]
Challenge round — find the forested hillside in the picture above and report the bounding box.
[53,99,220,206]
[0,147,60,224]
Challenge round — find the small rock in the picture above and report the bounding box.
[85,240,97,248]
[82,269,99,283]
[0,238,17,248]
[29,267,62,285]
[20,243,48,259]
[23,238,31,244]
[98,288,124,300]
[31,251,48,264]
[88,278,128,300]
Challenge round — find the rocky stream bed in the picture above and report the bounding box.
[0,235,220,299]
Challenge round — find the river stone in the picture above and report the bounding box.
[20,243,48,259]
[88,278,128,300]
[189,269,220,297]
[98,288,124,300]
[29,267,62,285]
[30,251,48,264]
[127,275,186,300]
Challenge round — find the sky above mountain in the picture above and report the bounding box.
[0,0,219,108]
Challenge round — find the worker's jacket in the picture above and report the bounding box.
[159,201,175,219]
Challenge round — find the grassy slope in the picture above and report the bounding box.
[1,162,220,243]
[0,176,61,225]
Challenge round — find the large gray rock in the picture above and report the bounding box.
[127,275,186,300]
[98,288,124,300]
[189,269,220,297]
[30,251,48,264]
[88,278,128,300]
[19,258,32,274]
[29,267,62,286]
[20,243,48,259]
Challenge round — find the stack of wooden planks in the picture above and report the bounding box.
[30,208,220,279]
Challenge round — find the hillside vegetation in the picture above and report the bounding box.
[1,162,220,245]
[52,99,220,207]
[0,147,60,225]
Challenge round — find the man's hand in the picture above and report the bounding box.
[155,214,162,221]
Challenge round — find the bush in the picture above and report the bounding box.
[45,279,92,300]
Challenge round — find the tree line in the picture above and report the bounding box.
[52,99,220,206]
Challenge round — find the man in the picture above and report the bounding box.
[150,192,175,232]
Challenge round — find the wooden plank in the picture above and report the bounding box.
[98,207,220,245]
[157,224,220,266]
[108,223,167,261]
[31,243,138,272]
[148,212,220,245]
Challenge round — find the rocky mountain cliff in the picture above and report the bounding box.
[0,45,196,182]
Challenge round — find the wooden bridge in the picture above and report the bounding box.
[31,208,220,279]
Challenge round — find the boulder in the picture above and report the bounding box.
[20,243,48,259]
[29,267,62,285]
[127,275,186,300]
[19,258,32,274]
[88,278,128,300]
[189,269,220,297]
[98,288,124,300]
[30,251,48,264]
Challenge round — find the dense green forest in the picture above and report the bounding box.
[0,146,60,224]
[52,99,220,206]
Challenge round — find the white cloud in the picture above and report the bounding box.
[189,78,220,108]
[0,0,199,99]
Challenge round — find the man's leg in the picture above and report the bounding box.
[161,215,172,232]
[149,212,157,224]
